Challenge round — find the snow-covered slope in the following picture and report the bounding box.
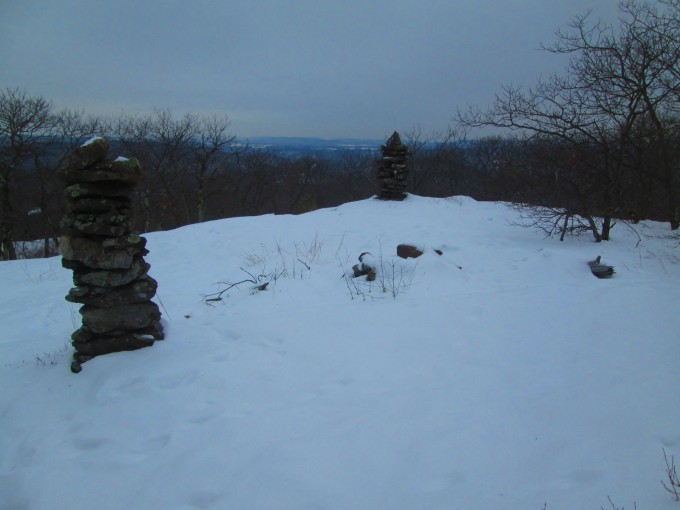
[1,195,679,510]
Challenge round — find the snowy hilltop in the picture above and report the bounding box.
[1,195,679,509]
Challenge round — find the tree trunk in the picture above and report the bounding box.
[197,179,206,223]
[559,213,570,241]
[0,171,17,260]
[601,216,612,241]
[142,192,152,233]
[641,87,678,230]
[586,216,602,243]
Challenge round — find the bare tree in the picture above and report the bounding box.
[335,150,375,202]
[0,88,53,259]
[403,126,470,198]
[111,109,199,231]
[457,0,680,236]
[231,150,281,215]
[27,110,104,256]
[189,114,238,223]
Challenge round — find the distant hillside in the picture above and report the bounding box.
[243,136,383,159]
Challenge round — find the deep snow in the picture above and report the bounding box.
[1,195,679,510]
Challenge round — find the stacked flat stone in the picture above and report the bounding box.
[376,131,410,200]
[58,137,164,373]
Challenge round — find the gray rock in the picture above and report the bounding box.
[60,211,131,237]
[68,137,109,169]
[73,258,150,287]
[60,157,142,185]
[66,275,158,307]
[59,235,147,269]
[101,234,146,251]
[588,256,615,278]
[64,181,134,200]
[80,301,161,334]
[72,321,164,343]
[71,325,94,343]
[73,333,155,356]
[65,197,131,214]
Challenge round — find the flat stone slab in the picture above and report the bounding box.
[72,321,164,343]
[65,197,131,214]
[61,211,131,237]
[80,301,161,334]
[60,157,142,185]
[73,333,156,357]
[72,258,150,287]
[59,235,147,269]
[66,275,158,307]
[64,181,135,200]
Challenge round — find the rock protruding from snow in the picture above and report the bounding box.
[58,138,164,372]
[376,131,409,200]
[588,255,615,278]
[396,244,423,259]
[352,252,376,281]
[396,244,444,259]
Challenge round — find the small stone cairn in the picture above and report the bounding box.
[59,137,164,373]
[376,131,409,200]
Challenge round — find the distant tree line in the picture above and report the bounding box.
[0,0,677,259]
[0,98,379,259]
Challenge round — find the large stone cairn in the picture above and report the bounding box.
[376,131,410,200]
[59,137,164,373]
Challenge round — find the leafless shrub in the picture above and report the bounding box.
[378,254,418,299]
[200,267,280,305]
[511,203,609,242]
[203,236,324,304]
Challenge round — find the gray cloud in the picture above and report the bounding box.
[0,0,620,139]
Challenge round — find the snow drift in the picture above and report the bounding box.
[1,195,678,510]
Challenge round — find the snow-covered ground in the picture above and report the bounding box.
[1,195,679,510]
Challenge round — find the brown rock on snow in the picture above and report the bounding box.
[396,244,423,259]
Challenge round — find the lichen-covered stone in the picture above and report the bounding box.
[71,321,164,344]
[59,235,147,269]
[61,211,132,237]
[72,333,155,356]
[66,276,158,307]
[64,181,135,200]
[80,301,161,334]
[68,137,109,170]
[60,158,142,185]
[73,258,150,287]
[71,325,94,343]
[101,234,146,251]
[65,197,131,214]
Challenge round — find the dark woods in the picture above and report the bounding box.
[3,115,677,260]
[0,103,382,259]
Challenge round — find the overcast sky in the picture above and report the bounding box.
[1,0,621,140]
